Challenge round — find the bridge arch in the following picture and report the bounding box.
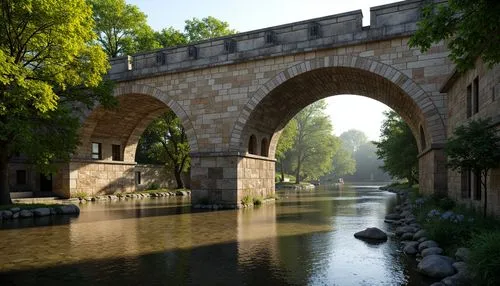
[230,55,446,158]
[76,83,199,162]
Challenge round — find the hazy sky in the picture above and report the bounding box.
[128,0,397,140]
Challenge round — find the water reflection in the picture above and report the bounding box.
[0,184,430,285]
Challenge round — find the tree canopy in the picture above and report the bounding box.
[0,0,110,204]
[409,0,500,71]
[340,129,368,154]
[374,111,419,186]
[446,118,500,216]
[184,16,237,42]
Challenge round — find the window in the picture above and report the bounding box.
[156,52,166,65]
[248,135,257,155]
[473,77,479,114]
[466,84,472,118]
[265,31,277,44]
[224,39,237,53]
[473,170,481,201]
[135,171,142,185]
[261,138,269,157]
[309,22,321,39]
[91,142,102,160]
[461,170,471,199]
[16,170,26,185]
[112,144,121,161]
[188,46,198,59]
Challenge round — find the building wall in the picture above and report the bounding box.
[446,59,500,215]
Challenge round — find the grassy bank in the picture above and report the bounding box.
[393,184,500,285]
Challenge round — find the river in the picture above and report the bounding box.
[0,184,430,285]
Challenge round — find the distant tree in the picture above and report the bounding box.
[353,142,387,181]
[330,146,356,178]
[446,118,500,217]
[340,129,368,153]
[409,0,500,71]
[374,111,419,186]
[89,0,159,57]
[137,110,190,189]
[0,0,111,204]
[184,16,237,42]
[290,100,339,183]
[275,119,298,182]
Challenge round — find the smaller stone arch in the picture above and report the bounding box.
[248,134,257,155]
[261,137,269,157]
[420,125,427,151]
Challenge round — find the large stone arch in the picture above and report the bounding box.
[230,55,446,157]
[76,83,199,162]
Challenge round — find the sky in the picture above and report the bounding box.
[127,0,397,140]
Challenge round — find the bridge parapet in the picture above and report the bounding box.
[109,0,426,81]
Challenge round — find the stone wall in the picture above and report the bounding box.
[238,155,275,200]
[445,59,500,215]
[418,148,447,196]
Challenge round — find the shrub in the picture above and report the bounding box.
[253,196,262,206]
[147,182,160,190]
[74,191,88,199]
[469,231,500,286]
[241,195,253,206]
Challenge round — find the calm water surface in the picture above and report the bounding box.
[0,184,432,285]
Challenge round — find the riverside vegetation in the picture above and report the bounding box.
[385,183,500,286]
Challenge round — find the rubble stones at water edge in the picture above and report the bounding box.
[381,186,472,285]
[0,204,80,220]
[85,190,191,202]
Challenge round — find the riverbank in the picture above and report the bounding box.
[73,189,191,203]
[384,183,500,285]
[275,182,315,190]
[0,203,80,220]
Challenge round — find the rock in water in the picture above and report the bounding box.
[19,210,33,218]
[354,227,388,242]
[32,208,51,217]
[417,255,456,279]
[422,247,444,257]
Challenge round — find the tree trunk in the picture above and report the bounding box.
[174,165,184,189]
[482,170,488,218]
[279,159,285,182]
[295,157,302,184]
[0,147,12,205]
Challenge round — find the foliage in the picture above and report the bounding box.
[184,16,237,42]
[289,100,339,183]
[89,0,159,57]
[0,0,110,204]
[446,118,500,217]
[155,27,188,48]
[409,0,500,71]
[147,182,160,190]
[74,191,89,199]
[276,119,298,182]
[340,129,368,153]
[137,110,190,189]
[469,231,500,286]
[252,196,263,206]
[241,195,253,206]
[329,146,356,178]
[374,111,419,186]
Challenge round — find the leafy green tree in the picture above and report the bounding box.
[330,146,356,178]
[374,111,419,186]
[446,118,500,217]
[353,142,388,181]
[290,100,339,183]
[89,0,159,57]
[137,110,190,189]
[340,129,368,153]
[155,27,188,48]
[0,0,110,204]
[184,16,237,42]
[409,0,500,71]
[275,119,297,182]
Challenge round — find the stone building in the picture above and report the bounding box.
[443,59,500,215]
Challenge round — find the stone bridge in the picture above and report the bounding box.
[58,0,452,207]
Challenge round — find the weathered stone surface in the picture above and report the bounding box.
[417,255,456,279]
[400,210,412,217]
[12,211,20,219]
[385,213,401,220]
[418,237,428,243]
[454,248,470,262]
[56,204,80,215]
[430,283,445,286]
[418,240,439,252]
[403,241,419,255]
[10,207,20,213]
[354,227,388,242]
[395,226,418,236]
[176,190,189,196]
[1,210,13,219]
[19,210,33,218]
[32,208,51,217]
[401,232,415,241]
[452,262,468,274]
[413,229,428,240]
[422,247,443,257]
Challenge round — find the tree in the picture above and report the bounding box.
[0,0,110,204]
[330,146,356,178]
[155,27,188,48]
[340,129,368,153]
[374,111,419,186]
[446,118,500,217]
[353,142,388,181]
[290,100,339,183]
[184,16,237,42]
[409,0,500,71]
[89,0,159,57]
[275,119,297,182]
[138,110,190,189]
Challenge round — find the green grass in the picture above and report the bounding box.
[469,231,500,286]
[0,203,62,211]
[241,195,253,206]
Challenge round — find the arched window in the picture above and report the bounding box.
[248,135,257,155]
[261,138,269,157]
[420,126,427,150]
